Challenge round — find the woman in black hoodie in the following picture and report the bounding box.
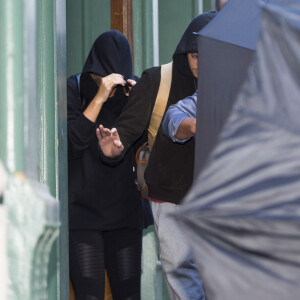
[67,30,148,300]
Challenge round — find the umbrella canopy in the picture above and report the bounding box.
[177,3,300,300]
[195,0,297,175]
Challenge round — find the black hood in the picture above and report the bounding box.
[173,11,217,77]
[79,30,133,124]
[173,11,217,57]
[81,30,133,80]
[79,30,133,108]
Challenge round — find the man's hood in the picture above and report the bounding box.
[173,11,217,57]
[172,11,217,77]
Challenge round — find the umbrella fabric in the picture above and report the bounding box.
[177,3,300,300]
[195,0,261,175]
[195,0,298,176]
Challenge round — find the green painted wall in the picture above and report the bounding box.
[36,1,69,299]
[132,0,154,77]
[36,0,58,296]
[0,0,65,299]
[203,0,214,12]
[66,0,213,77]
[66,0,153,78]
[158,0,214,65]
[0,0,25,174]
[66,0,110,77]
[158,0,201,65]
[37,0,56,196]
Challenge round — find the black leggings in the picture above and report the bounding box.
[69,228,142,300]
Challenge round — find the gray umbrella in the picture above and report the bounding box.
[177,3,300,300]
[194,0,297,175]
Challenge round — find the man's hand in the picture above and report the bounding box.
[96,125,124,157]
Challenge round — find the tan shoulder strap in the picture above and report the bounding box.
[148,61,173,150]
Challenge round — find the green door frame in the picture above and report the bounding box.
[55,0,69,299]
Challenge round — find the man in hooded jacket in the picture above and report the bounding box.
[97,12,217,300]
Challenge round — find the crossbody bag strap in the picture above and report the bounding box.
[148,61,173,150]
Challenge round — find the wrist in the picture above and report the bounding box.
[94,93,106,105]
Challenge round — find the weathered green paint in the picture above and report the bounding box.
[37,0,56,196]
[159,0,201,65]
[24,0,41,181]
[56,0,69,299]
[81,0,110,59]
[0,0,24,173]
[4,178,59,300]
[47,239,60,300]
[141,225,170,300]
[203,0,213,12]
[35,1,60,300]
[66,0,154,78]
[66,0,110,78]
[132,0,154,77]
[141,226,156,300]
[36,0,69,298]
[0,0,60,296]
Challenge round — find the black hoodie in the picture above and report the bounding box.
[67,30,146,230]
[110,11,217,204]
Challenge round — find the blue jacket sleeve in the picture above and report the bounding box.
[161,91,197,143]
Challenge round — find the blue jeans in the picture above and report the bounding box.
[151,201,205,300]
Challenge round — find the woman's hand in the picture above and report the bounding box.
[124,79,137,96]
[96,73,126,103]
[83,73,125,123]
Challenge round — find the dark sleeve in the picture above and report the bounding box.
[99,68,160,164]
[117,69,158,150]
[67,76,96,159]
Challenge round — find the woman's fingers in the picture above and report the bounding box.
[127,79,137,86]
[99,74,125,99]
[124,79,137,96]
[97,74,137,100]
[103,73,125,87]
[101,74,136,92]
